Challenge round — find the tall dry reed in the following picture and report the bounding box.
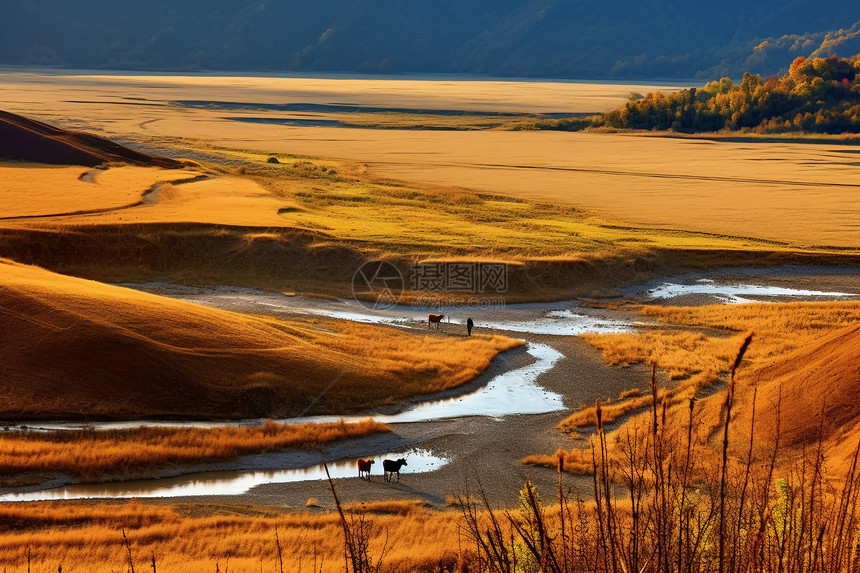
[461,332,860,573]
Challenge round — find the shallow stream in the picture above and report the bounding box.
[0,448,446,502]
[6,266,859,500]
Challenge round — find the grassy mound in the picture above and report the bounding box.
[736,322,860,461]
[0,260,520,420]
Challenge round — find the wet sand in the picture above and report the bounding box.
[0,326,651,509]
[142,333,651,510]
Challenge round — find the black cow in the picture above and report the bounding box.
[382,458,408,482]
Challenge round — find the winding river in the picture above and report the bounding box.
[4,266,860,501]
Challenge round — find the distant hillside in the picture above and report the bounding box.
[0,110,184,167]
[0,1,858,78]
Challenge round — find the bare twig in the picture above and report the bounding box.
[122,528,136,573]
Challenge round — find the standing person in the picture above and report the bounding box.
[466,317,474,336]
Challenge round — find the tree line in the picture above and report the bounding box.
[537,54,860,134]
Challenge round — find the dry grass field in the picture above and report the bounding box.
[3,72,860,304]
[354,132,860,249]
[508,304,860,573]
[530,300,860,475]
[0,164,200,219]
[0,152,785,258]
[0,259,520,419]
[0,166,298,227]
[0,419,388,483]
[3,147,820,301]
[5,71,860,250]
[0,69,684,116]
[0,499,465,573]
[240,152,784,258]
[4,70,860,571]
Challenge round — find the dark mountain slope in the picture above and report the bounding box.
[0,1,857,78]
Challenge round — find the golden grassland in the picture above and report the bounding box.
[7,437,860,573]
[6,147,843,302]
[502,319,860,571]
[183,147,857,277]
[278,110,544,130]
[3,71,859,251]
[158,132,860,250]
[0,168,300,228]
[528,300,860,475]
[0,500,466,572]
[0,152,786,259]
[0,259,521,419]
[236,152,788,259]
[588,300,860,421]
[509,391,860,572]
[2,91,860,302]
[0,164,200,218]
[0,71,680,119]
[357,132,860,250]
[1,391,858,573]
[5,72,860,572]
[0,419,388,482]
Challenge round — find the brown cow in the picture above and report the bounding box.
[357,458,375,480]
[428,313,444,330]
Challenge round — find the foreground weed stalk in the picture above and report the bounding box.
[719,334,752,573]
[275,528,284,573]
[122,528,136,573]
[325,460,383,573]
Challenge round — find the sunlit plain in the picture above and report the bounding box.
[2,72,859,247]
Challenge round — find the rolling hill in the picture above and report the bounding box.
[736,322,860,465]
[0,259,519,420]
[678,319,860,472]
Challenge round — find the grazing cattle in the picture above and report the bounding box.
[428,314,444,330]
[357,458,375,480]
[383,458,408,482]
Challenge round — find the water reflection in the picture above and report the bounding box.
[283,342,565,424]
[14,342,565,432]
[647,278,853,304]
[0,448,446,502]
[478,309,631,335]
